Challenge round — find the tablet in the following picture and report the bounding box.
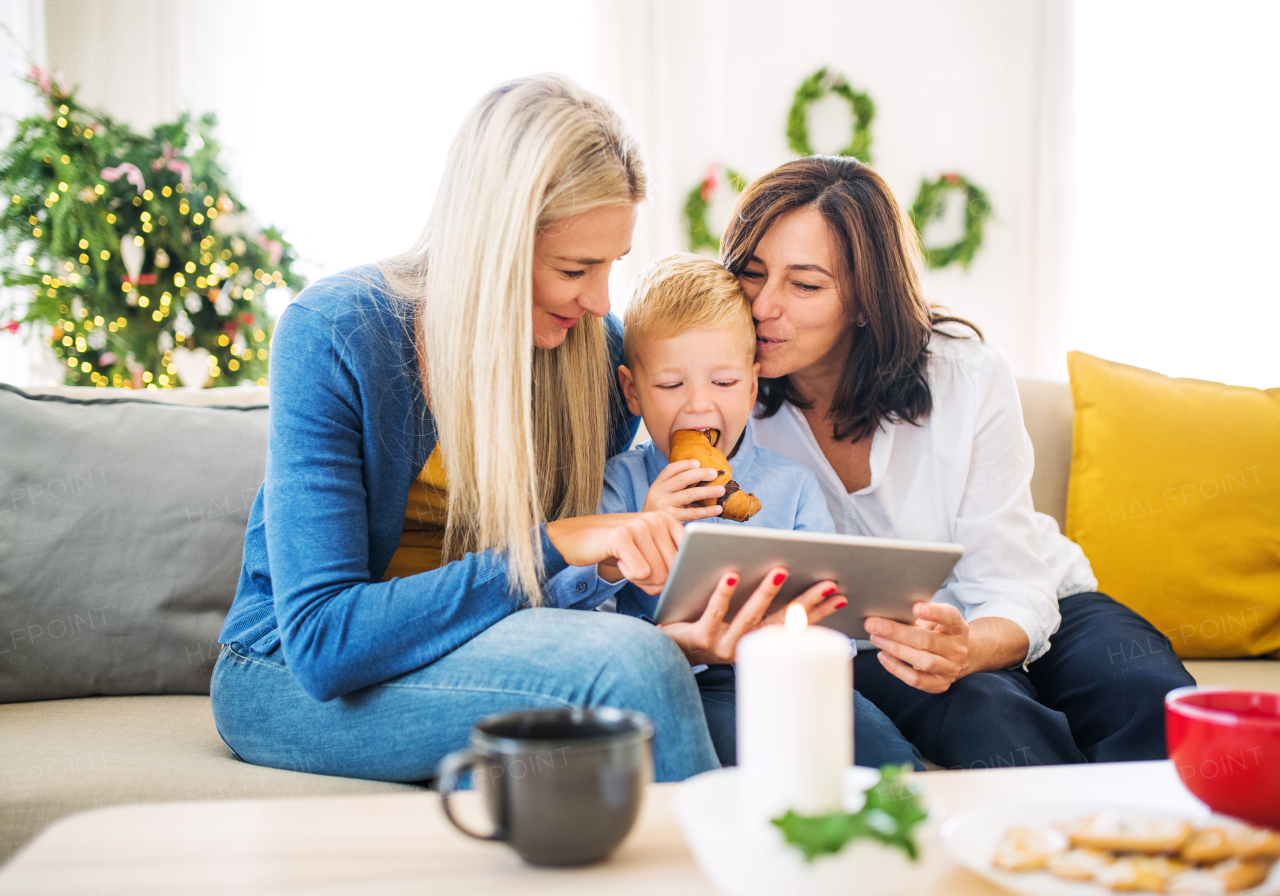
[652,523,964,640]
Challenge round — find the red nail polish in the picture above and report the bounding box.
[725,576,738,587]
[822,585,837,597]
[772,571,787,586]
[834,599,848,610]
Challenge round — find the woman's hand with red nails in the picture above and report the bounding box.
[657,567,845,665]
[761,578,845,628]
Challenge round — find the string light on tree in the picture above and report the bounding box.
[0,64,305,388]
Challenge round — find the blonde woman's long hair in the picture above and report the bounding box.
[379,74,646,606]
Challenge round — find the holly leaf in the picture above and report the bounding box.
[771,764,928,863]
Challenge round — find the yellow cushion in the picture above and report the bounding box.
[1066,352,1280,658]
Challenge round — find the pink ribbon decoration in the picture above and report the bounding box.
[700,163,721,202]
[100,163,146,195]
[255,233,284,267]
[151,144,192,186]
[2,320,20,334]
[167,159,192,185]
[28,65,50,95]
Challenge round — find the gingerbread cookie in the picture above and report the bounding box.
[1047,847,1114,881]
[1067,813,1194,855]
[992,825,1069,872]
[993,814,1278,893]
[1181,825,1280,865]
[1094,855,1188,892]
[1167,856,1273,894]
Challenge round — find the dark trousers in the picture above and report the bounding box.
[696,664,926,772]
[853,593,1196,769]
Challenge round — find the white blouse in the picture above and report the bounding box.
[750,329,1096,665]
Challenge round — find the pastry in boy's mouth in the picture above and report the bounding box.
[669,429,762,523]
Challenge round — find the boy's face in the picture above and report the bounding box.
[618,324,760,461]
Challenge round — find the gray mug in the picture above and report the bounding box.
[437,706,654,867]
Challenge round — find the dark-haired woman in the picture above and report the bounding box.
[724,157,1194,768]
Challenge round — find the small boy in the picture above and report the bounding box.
[547,253,840,764]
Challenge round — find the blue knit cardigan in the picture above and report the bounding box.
[218,266,639,701]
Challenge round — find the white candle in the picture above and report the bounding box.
[737,604,853,827]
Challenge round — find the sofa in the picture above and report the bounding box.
[2,378,1276,864]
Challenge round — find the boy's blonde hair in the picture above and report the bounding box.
[622,253,754,368]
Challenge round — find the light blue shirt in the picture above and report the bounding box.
[546,421,836,621]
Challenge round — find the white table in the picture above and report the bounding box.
[0,761,1207,895]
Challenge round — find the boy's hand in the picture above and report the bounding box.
[643,459,725,522]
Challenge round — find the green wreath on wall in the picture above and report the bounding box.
[786,66,875,162]
[683,68,992,273]
[910,173,992,271]
[684,163,747,254]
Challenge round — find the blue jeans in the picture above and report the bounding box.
[853,593,1197,768]
[210,609,720,784]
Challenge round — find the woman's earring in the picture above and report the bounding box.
[856,318,867,327]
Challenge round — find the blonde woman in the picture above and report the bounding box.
[208,76,734,781]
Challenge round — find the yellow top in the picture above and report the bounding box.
[382,444,448,581]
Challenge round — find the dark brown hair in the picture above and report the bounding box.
[721,156,980,442]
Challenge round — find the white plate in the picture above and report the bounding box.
[672,766,941,896]
[940,801,1280,896]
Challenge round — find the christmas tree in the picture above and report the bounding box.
[0,65,305,389]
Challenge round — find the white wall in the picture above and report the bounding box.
[593,0,1073,379]
[1070,1,1280,389]
[42,0,594,284]
[43,0,196,132]
[2,0,596,385]
[10,2,1274,391]
[0,0,54,386]
[6,0,1069,384]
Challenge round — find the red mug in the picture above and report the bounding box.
[1165,687,1280,828]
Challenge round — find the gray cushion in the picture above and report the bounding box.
[0,384,267,702]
